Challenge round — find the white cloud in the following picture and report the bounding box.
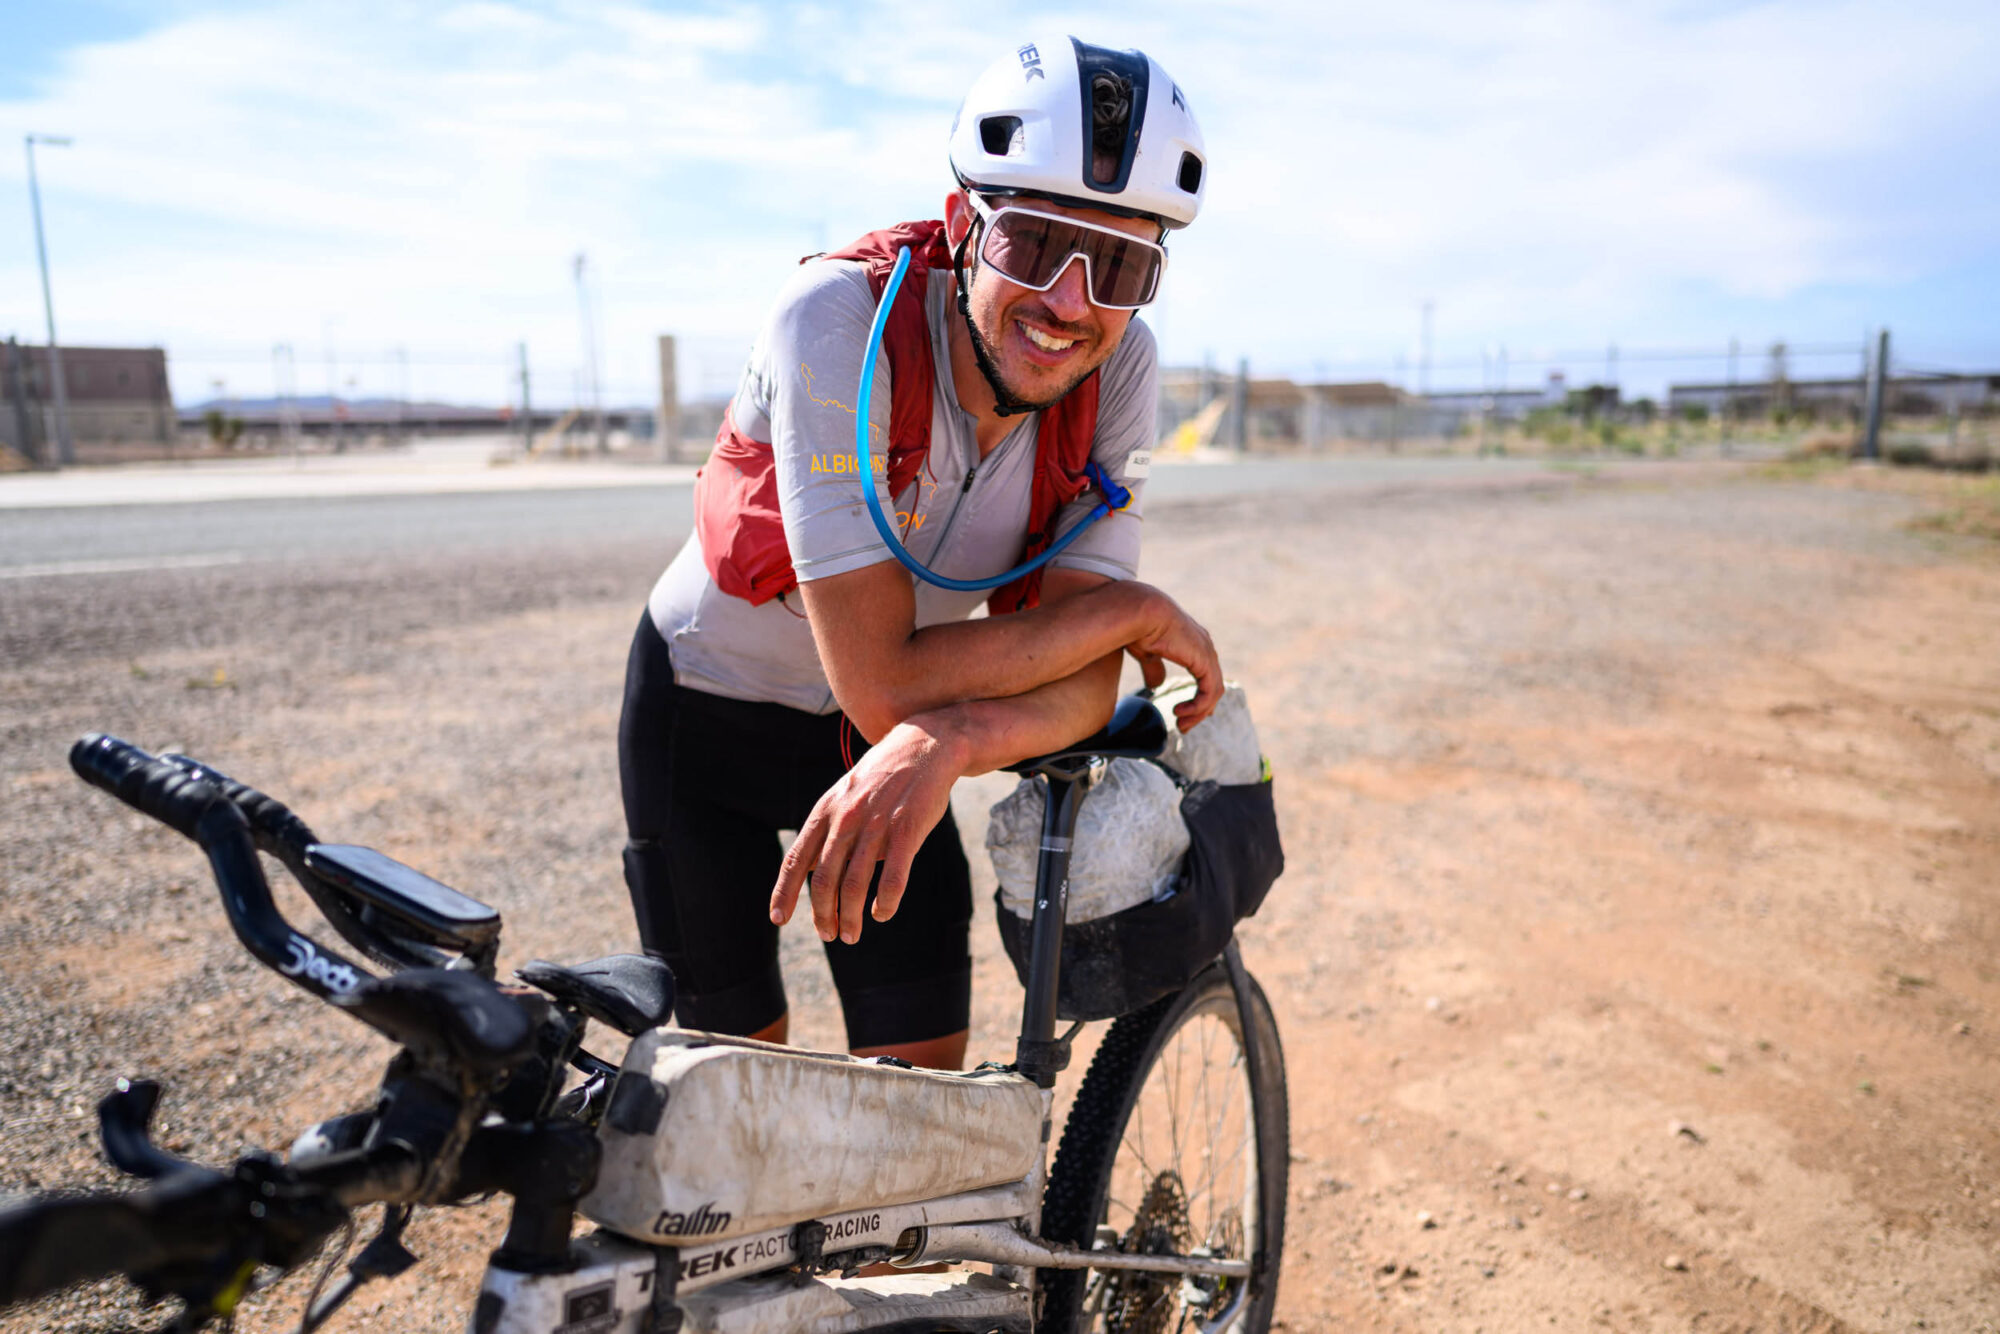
[0,0,1994,404]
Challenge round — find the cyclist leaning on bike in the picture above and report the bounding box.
[620,35,1220,1071]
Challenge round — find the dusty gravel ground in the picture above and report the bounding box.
[2,464,1996,1332]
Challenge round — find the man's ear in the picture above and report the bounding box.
[944,191,974,248]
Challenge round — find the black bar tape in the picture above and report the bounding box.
[160,752,440,974]
[70,734,236,843]
[163,753,321,854]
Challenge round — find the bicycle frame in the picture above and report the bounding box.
[474,714,1266,1334]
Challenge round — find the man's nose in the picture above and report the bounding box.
[1041,256,1094,323]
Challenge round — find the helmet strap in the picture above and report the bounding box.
[951,217,1054,419]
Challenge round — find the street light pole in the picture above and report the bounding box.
[25,134,75,466]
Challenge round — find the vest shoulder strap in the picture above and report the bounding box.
[819,222,954,499]
[694,219,1108,613]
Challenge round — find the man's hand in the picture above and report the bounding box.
[1128,591,1223,732]
[771,577,1223,946]
[770,719,969,945]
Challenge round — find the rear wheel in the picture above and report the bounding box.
[1039,961,1287,1333]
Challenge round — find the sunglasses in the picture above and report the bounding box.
[968,196,1168,310]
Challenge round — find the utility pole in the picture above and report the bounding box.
[1856,329,1871,432]
[322,317,343,454]
[272,343,300,463]
[573,253,607,453]
[1860,328,1889,462]
[1391,352,1407,452]
[656,334,679,464]
[518,342,534,456]
[1472,348,1488,456]
[1724,336,1739,451]
[1418,299,1434,397]
[1231,357,1249,453]
[25,134,75,466]
[393,344,410,440]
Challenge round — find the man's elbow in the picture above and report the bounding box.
[835,684,917,744]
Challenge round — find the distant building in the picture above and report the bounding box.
[1296,381,1492,444]
[1420,371,1570,423]
[1667,372,1998,418]
[1,342,174,463]
[1159,368,1470,449]
[178,395,524,434]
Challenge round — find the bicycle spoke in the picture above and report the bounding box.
[1195,1017,1220,1227]
[1056,978,1281,1334]
[1164,1027,1184,1201]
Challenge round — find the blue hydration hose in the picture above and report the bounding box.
[854,245,1131,593]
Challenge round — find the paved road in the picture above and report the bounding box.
[0,454,1621,575]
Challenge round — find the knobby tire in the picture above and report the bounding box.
[1038,963,1288,1334]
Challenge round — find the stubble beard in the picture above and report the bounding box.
[959,258,1101,415]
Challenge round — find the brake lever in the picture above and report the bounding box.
[298,1204,417,1334]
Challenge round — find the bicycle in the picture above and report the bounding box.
[0,692,1286,1333]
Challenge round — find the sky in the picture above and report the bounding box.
[1,0,1996,409]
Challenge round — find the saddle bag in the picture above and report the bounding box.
[991,683,1285,1022]
[994,776,1282,1021]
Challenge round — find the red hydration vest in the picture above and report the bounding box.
[692,219,1101,617]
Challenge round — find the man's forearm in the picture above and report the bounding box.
[908,649,1125,779]
[808,571,1163,740]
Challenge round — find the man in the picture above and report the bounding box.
[621,35,1219,1071]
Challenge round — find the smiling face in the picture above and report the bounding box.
[944,190,1160,413]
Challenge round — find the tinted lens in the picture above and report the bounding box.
[1077,226,1160,307]
[980,210,1162,308]
[981,210,1071,286]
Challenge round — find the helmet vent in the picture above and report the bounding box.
[1177,152,1203,194]
[979,115,1024,157]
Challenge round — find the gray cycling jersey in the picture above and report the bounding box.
[647,257,1157,715]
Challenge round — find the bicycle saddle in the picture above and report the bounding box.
[515,955,676,1038]
[1004,692,1169,775]
[338,968,539,1075]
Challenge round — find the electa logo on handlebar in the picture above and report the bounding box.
[280,933,361,994]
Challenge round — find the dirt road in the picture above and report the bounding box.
[2,465,1994,1331]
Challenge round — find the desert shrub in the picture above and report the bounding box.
[203,409,246,448]
[1791,431,1852,460]
[1524,407,1573,447]
[1911,476,2000,540]
[1886,439,1935,467]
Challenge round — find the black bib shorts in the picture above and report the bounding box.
[617,611,973,1049]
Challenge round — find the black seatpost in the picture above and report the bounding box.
[1014,762,1092,1087]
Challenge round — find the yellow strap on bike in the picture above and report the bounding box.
[214,1258,258,1314]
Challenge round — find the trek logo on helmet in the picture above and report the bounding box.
[1018,43,1044,80]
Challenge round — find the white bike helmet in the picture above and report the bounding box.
[948,35,1206,230]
